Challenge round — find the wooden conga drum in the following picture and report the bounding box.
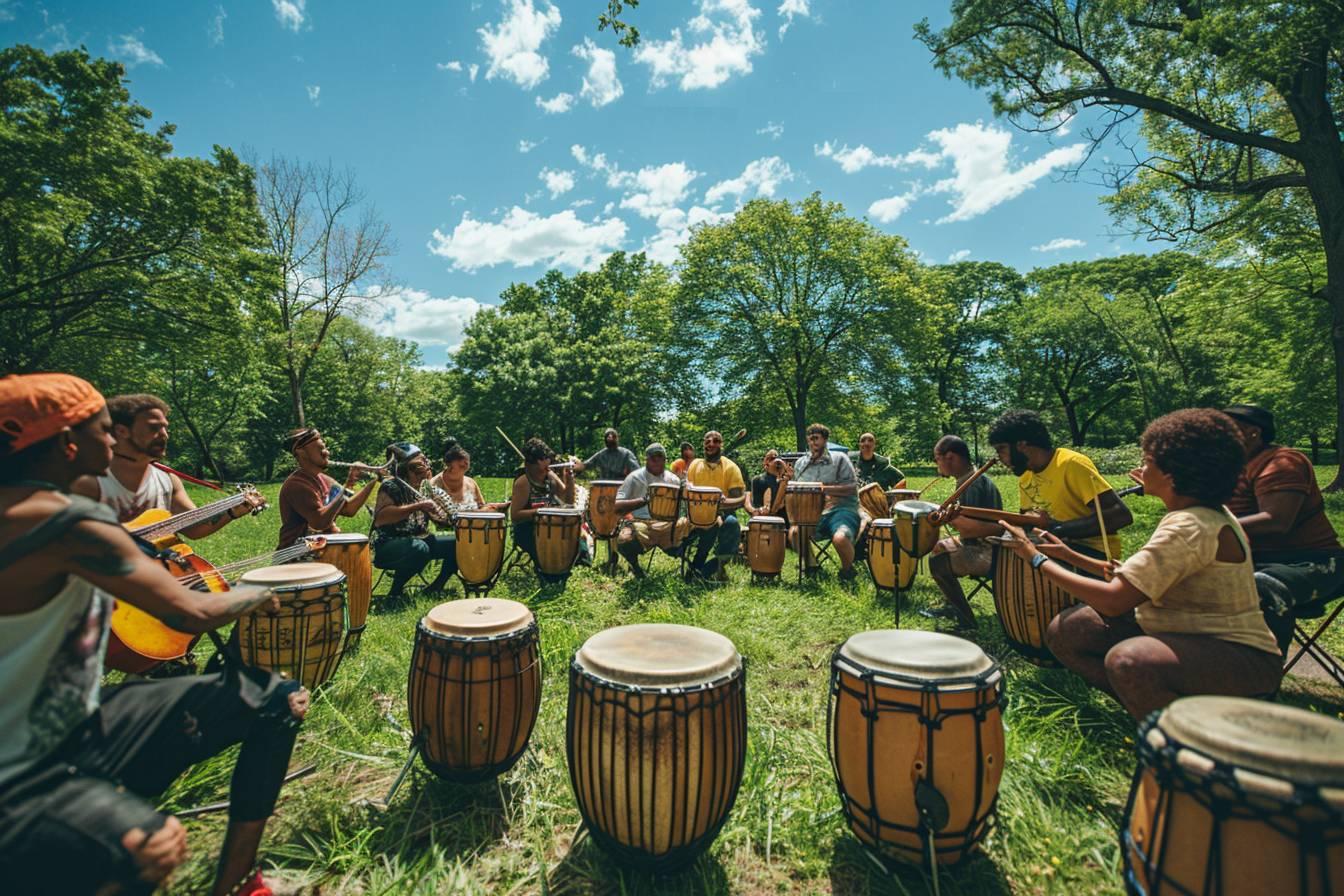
[407,599,542,783]
[785,482,824,527]
[588,480,624,539]
[567,623,747,871]
[866,518,917,591]
[893,500,941,559]
[237,562,347,689]
[454,511,507,594]
[989,536,1078,666]
[887,488,920,506]
[747,515,787,580]
[859,482,890,519]
[685,485,723,529]
[646,482,681,523]
[1123,696,1344,895]
[321,533,372,651]
[535,508,582,578]
[829,629,1004,868]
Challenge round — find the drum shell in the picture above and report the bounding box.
[685,486,723,529]
[893,501,941,559]
[321,534,372,633]
[785,483,824,527]
[646,483,681,523]
[859,482,889,520]
[828,647,1004,867]
[566,662,748,871]
[407,619,541,782]
[747,517,787,576]
[236,573,347,690]
[588,481,624,538]
[454,512,507,586]
[536,509,581,576]
[991,545,1079,666]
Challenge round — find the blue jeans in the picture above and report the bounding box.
[684,513,741,573]
[374,534,457,595]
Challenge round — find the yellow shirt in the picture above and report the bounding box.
[687,457,746,495]
[1018,447,1121,557]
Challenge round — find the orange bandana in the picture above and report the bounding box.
[0,373,106,456]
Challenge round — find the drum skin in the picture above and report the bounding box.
[859,482,889,520]
[588,481,623,538]
[236,563,347,690]
[829,631,1004,868]
[536,508,582,576]
[991,546,1078,666]
[408,600,541,783]
[747,516,787,576]
[686,486,723,529]
[321,533,372,642]
[785,482,823,527]
[1123,697,1344,896]
[646,483,681,523]
[454,512,507,588]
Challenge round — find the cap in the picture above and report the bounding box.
[386,441,424,463]
[645,442,667,457]
[1222,404,1276,442]
[0,373,105,457]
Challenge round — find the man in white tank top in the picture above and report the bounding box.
[71,393,261,536]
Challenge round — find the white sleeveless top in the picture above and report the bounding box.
[97,465,173,523]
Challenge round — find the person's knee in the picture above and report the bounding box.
[1104,641,1150,687]
[929,551,952,577]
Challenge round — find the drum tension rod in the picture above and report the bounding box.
[177,764,318,818]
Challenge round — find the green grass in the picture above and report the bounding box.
[154,472,1344,895]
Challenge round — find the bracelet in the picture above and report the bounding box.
[1030,552,1049,570]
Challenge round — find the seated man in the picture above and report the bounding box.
[371,442,457,600]
[1222,404,1344,651]
[579,427,639,482]
[1012,409,1282,721]
[926,435,1002,626]
[849,432,906,489]
[684,430,747,580]
[0,373,309,896]
[276,426,381,550]
[510,437,587,584]
[614,443,692,578]
[791,422,861,582]
[746,448,789,522]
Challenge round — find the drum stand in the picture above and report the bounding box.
[796,525,820,584]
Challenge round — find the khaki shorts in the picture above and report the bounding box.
[619,518,692,552]
[935,536,994,577]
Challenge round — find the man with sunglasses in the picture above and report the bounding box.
[684,430,747,580]
[276,427,383,550]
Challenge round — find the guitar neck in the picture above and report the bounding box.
[132,493,249,541]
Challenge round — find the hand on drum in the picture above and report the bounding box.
[996,521,1040,560]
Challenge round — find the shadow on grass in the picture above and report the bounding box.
[827,836,1011,896]
[545,828,733,895]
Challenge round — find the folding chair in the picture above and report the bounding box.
[1284,589,1344,688]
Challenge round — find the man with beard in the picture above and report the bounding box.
[579,427,639,482]
[986,410,1131,559]
[792,423,862,581]
[72,394,263,534]
[684,430,747,580]
[614,443,692,578]
[276,427,382,549]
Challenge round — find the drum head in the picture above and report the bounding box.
[590,480,624,490]
[787,482,821,492]
[240,562,343,587]
[322,533,369,545]
[423,598,533,637]
[887,489,920,501]
[456,511,506,521]
[870,518,894,530]
[537,508,582,519]
[750,515,785,527]
[576,623,740,687]
[687,485,722,496]
[1158,696,1344,786]
[894,500,940,517]
[840,629,995,680]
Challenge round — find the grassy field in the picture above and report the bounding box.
[152,471,1344,895]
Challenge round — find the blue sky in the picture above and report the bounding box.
[4,1,1146,367]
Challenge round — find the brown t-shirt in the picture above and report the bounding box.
[277,469,343,549]
[1226,446,1342,557]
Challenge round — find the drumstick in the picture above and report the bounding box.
[935,458,996,513]
[916,476,944,497]
[1094,495,1113,571]
[496,426,525,461]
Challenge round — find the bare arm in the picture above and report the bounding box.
[1045,490,1133,540]
[1236,489,1307,537]
[338,476,379,518]
[721,486,746,511]
[174,475,255,540]
[511,477,538,523]
[69,476,100,501]
[372,490,436,527]
[998,522,1140,617]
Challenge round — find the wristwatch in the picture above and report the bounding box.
[1030,553,1049,570]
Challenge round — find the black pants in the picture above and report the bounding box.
[373,534,457,595]
[1254,550,1344,653]
[0,669,302,895]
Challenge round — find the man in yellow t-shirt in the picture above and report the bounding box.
[987,410,1131,558]
[684,430,747,579]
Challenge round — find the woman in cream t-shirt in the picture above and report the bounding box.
[998,408,1281,721]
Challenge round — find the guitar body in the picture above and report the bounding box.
[106,543,221,674]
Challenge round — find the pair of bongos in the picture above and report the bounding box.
[644,482,724,529]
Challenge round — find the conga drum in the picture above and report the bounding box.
[785,482,824,527]
[236,562,347,689]
[567,624,747,871]
[321,533,372,651]
[893,500,941,560]
[685,485,723,529]
[535,507,582,578]
[887,488,921,506]
[454,511,507,594]
[407,599,542,783]
[829,629,1004,868]
[989,535,1078,666]
[588,480,623,539]
[866,519,917,591]
[747,515,787,580]
[859,482,890,520]
[646,482,681,523]
[1123,696,1344,895]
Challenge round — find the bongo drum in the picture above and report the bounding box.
[407,599,541,783]
[567,623,747,871]
[866,518,908,591]
[237,562,347,689]
[454,511,507,594]
[747,515,787,579]
[588,480,624,539]
[321,533,371,650]
[1124,696,1344,896]
[893,500,941,560]
[685,485,723,529]
[786,482,824,527]
[646,482,681,523]
[989,536,1078,666]
[829,629,1004,868]
[535,508,582,577]
[859,482,890,520]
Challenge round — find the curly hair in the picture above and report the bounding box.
[522,437,555,465]
[988,410,1052,451]
[1140,409,1246,506]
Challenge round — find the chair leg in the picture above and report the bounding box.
[1285,601,1344,687]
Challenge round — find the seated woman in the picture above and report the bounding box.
[371,442,457,600]
[510,437,585,583]
[427,438,509,516]
[999,408,1282,721]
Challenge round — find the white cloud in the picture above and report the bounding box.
[306,85,321,105]
[635,0,764,91]
[1032,237,1087,252]
[108,32,164,68]
[926,123,1088,223]
[208,6,226,46]
[757,121,784,140]
[518,139,540,153]
[777,0,811,38]
[536,92,575,114]
[469,63,480,82]
[704,156,793,205]
[572,38,623,108]
[570,198,594,208]
[272,0,306,32]
[540,168,576,198]
[815,141,936,174]
[618,163,702,219]
[429,207,627,271]
[642,205,731,265]
[868,192,918,224]
[437,60,464,72]
[948,249,972,262]
[370,288,485,352]
[478,0,562,90]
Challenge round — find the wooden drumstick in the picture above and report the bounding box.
[1094,494,1113,575]
[496,426,526,461]
[916,476,944,498]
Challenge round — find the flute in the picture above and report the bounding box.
[327,460,391,474]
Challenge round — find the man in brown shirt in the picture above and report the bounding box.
[276,428,381,549]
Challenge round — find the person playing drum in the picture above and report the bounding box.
[427,438,509,516]
[684,430,747,581]
[925,435,1003,627]
[371,442,458,600]
[578,427,639,482]
[0,373,309,896]
[792,423,861,582]
[275,426,383,550]
[510,437,591,581]
[746,448,790,522]
[614,443,693,578]
[999,409,1282,721]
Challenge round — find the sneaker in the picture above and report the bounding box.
[236,871,273,896]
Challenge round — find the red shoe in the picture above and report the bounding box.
[236,871,273,896]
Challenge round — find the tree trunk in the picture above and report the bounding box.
[1309,430,1320,464]
[288,368,306,428]
[1330,295,1344,490]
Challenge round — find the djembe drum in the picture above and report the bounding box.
[567,623,747,871]
[887,488,921,506]
[829,629,1004,868]
[989,535,1079,666]
[865,519,917,592]
[454,511,507,594]
[685,485,723,529]
[1123,696,1344,895]
[237,562,347,689]
[859,482,890,520]
[588,480,624,539]
[321,533,372,651]
[646,482,681,523]
[535,507,582,579]
[785,482,824,528]
[407,598,541,782]
[747,515,787,580]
